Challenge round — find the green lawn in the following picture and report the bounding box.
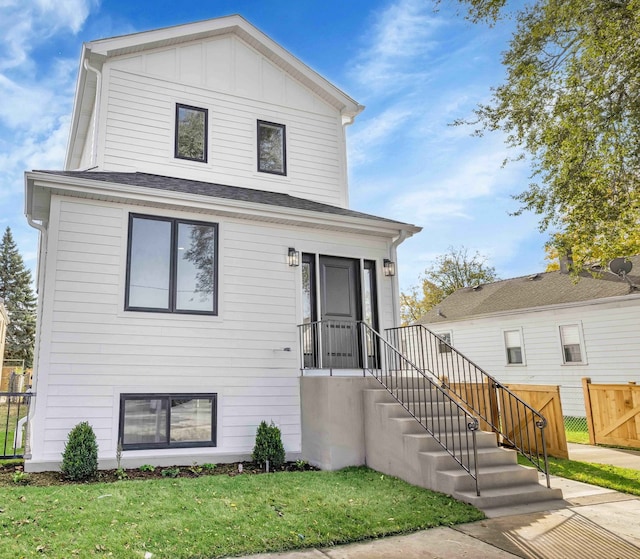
[0,402,27,457]
[564,417,590,445]
[0,467,483,559]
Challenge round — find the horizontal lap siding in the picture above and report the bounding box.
[435,300,640,417]
[36,197,393,463]
[102,67,345,206]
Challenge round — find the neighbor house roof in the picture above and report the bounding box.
[25,171,421,237]
[419,256,640,324]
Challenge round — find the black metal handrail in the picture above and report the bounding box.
[298,320,481,495]
[386,324,550,486]
[0,391,34,459]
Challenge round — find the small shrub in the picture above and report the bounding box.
[139,464,155,472]
[115,468,128,480]
[61,422,99,481]
[161,467,180,478]
[294,459,309,471]
[188,463,203,476]
[201,463,216,471]
[12,471,29,485]
[252,420,285,471]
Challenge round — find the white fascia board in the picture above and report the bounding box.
[85,15,363,117]
[25,172,420,238]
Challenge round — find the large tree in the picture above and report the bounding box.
[0,227,37,368]
[401,247,498,324]
[450,0,640,268]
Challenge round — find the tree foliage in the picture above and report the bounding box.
[400,247,498,324]
[450,0,640,267]
[0,227,37,367]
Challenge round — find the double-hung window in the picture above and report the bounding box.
[559,324,584,363]
[257,120,286,175]
[175,103,208,162]
[437,332,452,354]
[125,214,218,314]
[504,329,524,364]
[119,393,217,450]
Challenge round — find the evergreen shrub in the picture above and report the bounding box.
[60,421,98,481]
[252,420,285,470]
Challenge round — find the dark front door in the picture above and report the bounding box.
[319,256,360,368]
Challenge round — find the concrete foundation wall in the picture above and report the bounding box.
[300,376,377,470]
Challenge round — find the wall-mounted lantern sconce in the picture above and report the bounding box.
[383,259,396,277]
[288,247,300,267]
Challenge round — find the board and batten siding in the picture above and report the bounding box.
[93,33,348,207]
[428,298,640,417]
[30,195,394,466]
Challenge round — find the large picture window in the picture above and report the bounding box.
[257,120,286,175]
[175,104,208,162]
[119,393,217,450]
[126,214,218,314]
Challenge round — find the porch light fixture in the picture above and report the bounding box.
[288,247,300,267]
[383,259,396,277]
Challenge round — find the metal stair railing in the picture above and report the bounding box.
[298,319,482,496]
[386,324,550,487]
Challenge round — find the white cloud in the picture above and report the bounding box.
[352,0,444,94]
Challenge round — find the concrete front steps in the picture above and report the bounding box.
[363,386,564,515]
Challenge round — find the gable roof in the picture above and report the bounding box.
[419,256,640,324]
[25,171,420,236]
[67,15,364,170]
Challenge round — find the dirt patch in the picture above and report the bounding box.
[0,460,317,487]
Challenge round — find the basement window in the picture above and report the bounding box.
[119,393,217,450]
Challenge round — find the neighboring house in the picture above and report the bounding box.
[418,257,640,417]
[23,16,420,471]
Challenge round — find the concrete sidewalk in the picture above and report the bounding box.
[230,444,640,559]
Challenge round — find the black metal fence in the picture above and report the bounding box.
[1,390,33,459]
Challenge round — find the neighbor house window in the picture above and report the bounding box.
[504,329,524,364]
[559,324,584,363]
[126,214,218,314]
[257,120,286,175]
[119,393,217,450]
[437,332,452,354]
[175,104,207,162]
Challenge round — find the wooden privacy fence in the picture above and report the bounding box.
[504,384,568,460]
[446,381,568,459]
[583,378,640,448]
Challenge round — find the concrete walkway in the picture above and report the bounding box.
[230,444,640,559]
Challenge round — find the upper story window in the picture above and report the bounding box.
[175,104,208,162]
[125,214,218,315]
[559,324,584,364]
[504,329,524,364]
[257,120,286,175]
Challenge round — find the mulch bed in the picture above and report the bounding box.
[0,461,317,487]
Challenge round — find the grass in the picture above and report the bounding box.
[0,402,27,457]
[0,466,484,559]
[564,416,590,445]
[519,455,640,496]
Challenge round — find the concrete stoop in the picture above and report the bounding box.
[363,387,564,513]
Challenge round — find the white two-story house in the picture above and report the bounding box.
[23,16,421,471]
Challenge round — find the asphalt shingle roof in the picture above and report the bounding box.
[35,170,414,228]
[419,256,640,324]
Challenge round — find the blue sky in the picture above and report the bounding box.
[0,0,550,291]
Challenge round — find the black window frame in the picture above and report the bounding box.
[175,103,208,163]
[125,213,219,315]
[257,120,287,175]
[119,393,217,450]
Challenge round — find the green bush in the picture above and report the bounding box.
[60,422,99,481]
[252,420,285,470]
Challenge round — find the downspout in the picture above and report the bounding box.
[83,58,102,168]
[390,230,408,326]
[25,215,47,460]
